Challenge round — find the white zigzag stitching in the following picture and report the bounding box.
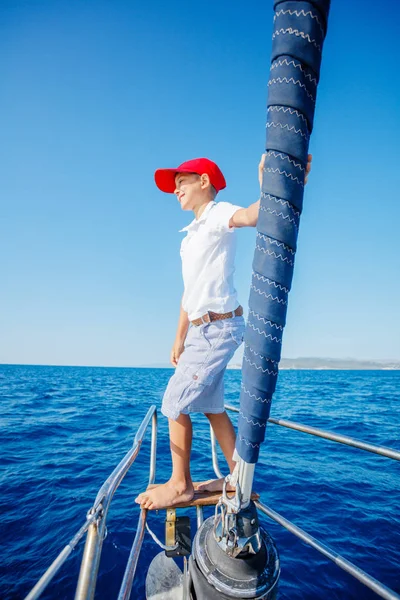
[266,120,309,139]
[270,59,317,85]
[243,355,278,376]
[245,343,279,364]
[242,383,273,401]
[250,285,288,304]
[252,271,289,293]
[249,309,284,330]
[272,28,322,53]
[248,322,282,343]
[261,192,300,217]
[267,105,308,125]
[255,245,295,265]
[274,9,325,37]
[239,410,267,427]
[264,166,304,186]
[239,435,260,448]
[257,232,295,255]
[268,77,315,103]
[260,204,299,227]
[265,150,305,172]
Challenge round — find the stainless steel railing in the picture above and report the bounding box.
[25,504,104,600]
[117,409,158,600]
[225,403,400,461]
[255,501,400,600]
[75,406,157,600]
[25,400,400,600]
[25,405,158,600]
[117,508,148,600]
[211,404,400,600]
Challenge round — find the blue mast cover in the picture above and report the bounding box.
[237,0,331,463]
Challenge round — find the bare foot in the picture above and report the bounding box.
[135,480,194,510]
[195,478,235,493]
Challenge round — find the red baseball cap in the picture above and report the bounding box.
[154,158,226,194]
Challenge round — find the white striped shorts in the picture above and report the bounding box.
[161,316,245,420]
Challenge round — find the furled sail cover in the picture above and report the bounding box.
[237,0,331,463]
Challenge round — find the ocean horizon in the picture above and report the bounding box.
[2,357,400,370]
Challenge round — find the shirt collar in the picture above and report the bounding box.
[179,201,216,232]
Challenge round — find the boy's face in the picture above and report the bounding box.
[174,172,210,210]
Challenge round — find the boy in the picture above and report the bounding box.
[135,155,311,510]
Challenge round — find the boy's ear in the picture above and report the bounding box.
[200,173,211,189]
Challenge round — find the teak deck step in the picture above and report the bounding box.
[145,483,259,509]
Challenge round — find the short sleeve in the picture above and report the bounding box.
[209,201,243,232]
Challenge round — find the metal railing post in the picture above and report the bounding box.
[74,405,157,600]
[75,517,106,600]
[117,408,158,599]
[117,509,147,600]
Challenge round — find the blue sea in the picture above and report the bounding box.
[1,365,399,599]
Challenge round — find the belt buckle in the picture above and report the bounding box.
[202,311,211,324]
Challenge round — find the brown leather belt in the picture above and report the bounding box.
[191,305,243,327]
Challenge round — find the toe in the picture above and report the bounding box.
[196,480,211,491]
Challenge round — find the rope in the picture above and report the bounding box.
[145,522,178,551]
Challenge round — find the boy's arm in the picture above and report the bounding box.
[229,199,260,228]
[229,154,312,229]
[171,300,189,367]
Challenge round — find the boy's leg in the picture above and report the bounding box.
[206,411,237,472]
[135,413,195,509]
[196,411,237,492]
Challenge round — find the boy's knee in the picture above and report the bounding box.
[204,411,225,420]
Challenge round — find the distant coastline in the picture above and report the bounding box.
[228,357,400,371]
[135,357,400,370]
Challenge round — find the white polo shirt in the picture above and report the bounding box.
[180,201,243,321]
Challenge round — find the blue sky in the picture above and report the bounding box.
[1,0,399,367]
